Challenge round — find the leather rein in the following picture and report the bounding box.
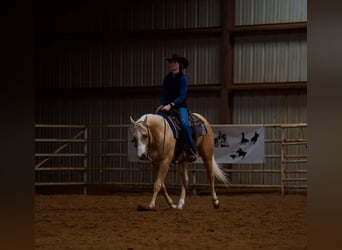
[138,115,167,164]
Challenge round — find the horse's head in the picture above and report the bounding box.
[130,115,152,161]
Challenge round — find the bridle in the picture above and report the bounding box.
[134,115,167,164]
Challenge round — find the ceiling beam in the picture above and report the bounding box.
[230,22,307,35]
[231,82,307,91]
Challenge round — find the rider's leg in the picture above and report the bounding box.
[178,107,198,156]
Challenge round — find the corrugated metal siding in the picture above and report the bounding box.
[37,38,221,88]
[234,33,307,83]
[233,91,307,124]
[235,0,307,25]
[35,95,220,125]
[51,0,221,33]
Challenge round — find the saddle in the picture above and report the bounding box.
[157,109,207,162]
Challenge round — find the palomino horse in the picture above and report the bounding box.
[130,113,229,210]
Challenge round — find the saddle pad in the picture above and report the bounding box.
[190,113,208,137]
[194,122,208,137]
[157,113,179,139]
[157,111,208,139]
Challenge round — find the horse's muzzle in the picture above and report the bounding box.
[139,153,148,161]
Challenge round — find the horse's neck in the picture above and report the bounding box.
[147,114,167,144]
[146,114,162,133]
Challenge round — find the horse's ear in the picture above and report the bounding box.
[130,116,136,125]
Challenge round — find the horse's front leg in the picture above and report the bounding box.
[176,162,189,210]
[161,183,177,209]
[148,161,171,209]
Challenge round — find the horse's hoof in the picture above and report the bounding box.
[177,199,185,210]
[137,204,155,211]
[213,200,220,209]
[177,203,184,210]
[170,204,177,209]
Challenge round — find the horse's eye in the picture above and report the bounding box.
[143,134,148,139]
[131,139,137,147]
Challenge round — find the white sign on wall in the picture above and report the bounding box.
[210,125,264,164]
[128,125,265,164]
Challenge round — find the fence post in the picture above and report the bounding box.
[192,170,197,195]
[281,127,285,195]
[83,127,88,195]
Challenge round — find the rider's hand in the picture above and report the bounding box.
[161,104,172,111]
[156,105,163,112]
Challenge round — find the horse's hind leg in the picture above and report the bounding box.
[206,158,220,208]
[200,152,220,209]
[176,162,189,209]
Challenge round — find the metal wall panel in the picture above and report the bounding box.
[233,91,307,124]
[37,38,221,88]
[46,0,221,33]
[35,94,220,125]
[120,0,221,30]
[235,0,307,25]
[234,33,307,83]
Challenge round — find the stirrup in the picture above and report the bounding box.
[186,148,197,162]
[176,149,197,163]
[176,151,186,163]
[186,154,197,162]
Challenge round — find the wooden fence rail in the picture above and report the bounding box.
[35,123,308,195]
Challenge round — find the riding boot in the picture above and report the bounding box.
[185,144,197,163]
[186,150,197,162]
[176,150,187,163]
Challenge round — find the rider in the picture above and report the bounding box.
[156,54,198,162]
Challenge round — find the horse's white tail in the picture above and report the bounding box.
[212,157,230,187]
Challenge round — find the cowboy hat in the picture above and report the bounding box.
[166,54,189,69]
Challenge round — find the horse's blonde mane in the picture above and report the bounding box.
[136,114,147,124]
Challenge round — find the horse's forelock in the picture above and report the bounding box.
[133,116,149,134]
[135,114,162,132]
[131,115,146,133]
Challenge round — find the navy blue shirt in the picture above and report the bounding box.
[160,72,188,108]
